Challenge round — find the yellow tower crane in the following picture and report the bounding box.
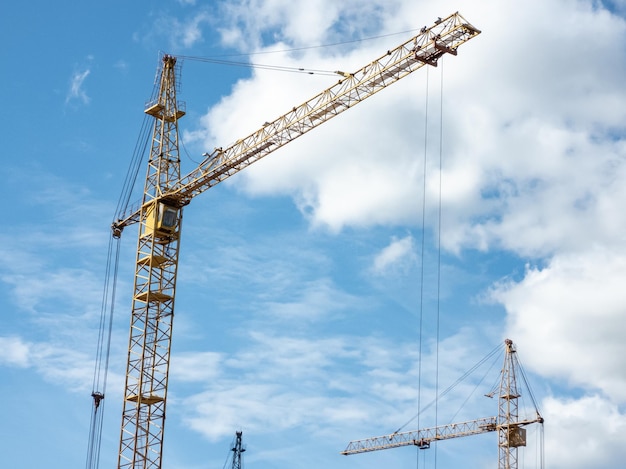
[109,12,480,469]
[341,339,545,469]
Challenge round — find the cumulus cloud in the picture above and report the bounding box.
[190,0,626,252]
[489,246,626,466]
[216,0,389,51]
[490,247,626,402]
[541,395,626,468]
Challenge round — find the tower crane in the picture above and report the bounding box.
[108,12,480,469]
[341,339,544,469]
[228,431,246,469]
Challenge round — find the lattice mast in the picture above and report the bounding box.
[117,54,187,469]
[499,339,524,469]
[230,431,246,469]
[111,13,482,469]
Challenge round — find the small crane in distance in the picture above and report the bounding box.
[105,12,481,469]
[341,339,545,469]
[228,431,246,469]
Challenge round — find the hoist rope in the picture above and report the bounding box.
[515,353,542,414]
[433,57,445,469]
[85,234,122,469]
[415,63,430,469]
[114,114,152,223]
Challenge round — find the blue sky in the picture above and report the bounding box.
[2,1,626,468]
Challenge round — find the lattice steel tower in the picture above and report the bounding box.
[230,431,246,469]
[117,54,186,469]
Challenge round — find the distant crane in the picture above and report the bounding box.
[342,339,544,469]
[100,12,481,469]
[228,431,246,469]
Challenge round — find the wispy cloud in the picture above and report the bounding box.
[371,235,416,274]
[66,68,91,105]
[0,336,30,367]
[171,328,506,446]
[0,335,95,392]
[149,11,212,50]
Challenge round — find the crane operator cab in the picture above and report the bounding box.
[143,201,179,240]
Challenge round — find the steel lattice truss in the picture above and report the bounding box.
[341,417,498,455]
[113,12,480,232]
[118,55,184,469]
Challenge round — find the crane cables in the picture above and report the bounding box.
[86,83,156,469]
[178,55,340,77]
[178,25,426,77]
[394,341,504,436]
[85,233,122,469]
[114,112,154,225]
[414,62,429,469]
[415,54,446,469]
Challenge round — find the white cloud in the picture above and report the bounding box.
[171,351,223,382]
[179,11,212,48]
[2,267,100,314]
[171,328,511,448]
[150,11,213,50]
[260,277,363,321]
[541,395,626,468]
[490,247,626,402]
[216,0,390,51]
[0,336,31,367]
[189,0,626,258]
[371,235,416,274]
[66,68,91,105]
[0,169,124,397]
[178,336,407,442]
[0,335,94,391]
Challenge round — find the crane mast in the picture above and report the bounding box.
[498,339,531,469]
[112,12,481,469]
[341,340,544,469]
[116,55,185,469]
[230,431,246,469]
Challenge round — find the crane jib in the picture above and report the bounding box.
[111,12,480,234]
